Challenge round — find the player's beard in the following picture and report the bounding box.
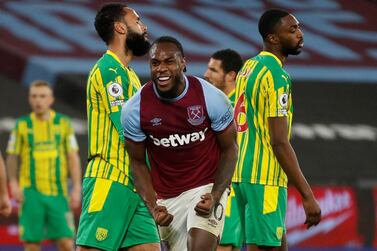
[126,30,150,56]
[285,40,303,55]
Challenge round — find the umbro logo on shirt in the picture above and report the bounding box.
[150,118,162,126]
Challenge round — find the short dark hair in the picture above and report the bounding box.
[211,49,243,74]
[258,9,290,40]
[94,3,128,45]
[151,36,185,57]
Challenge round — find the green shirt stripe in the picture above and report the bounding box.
[25,117,36,189]
[85,50,141,188]
[233,51,292,187]
[6,111,78,196]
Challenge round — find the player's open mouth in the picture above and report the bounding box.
[157,76,171,86]
[298,41,304,48]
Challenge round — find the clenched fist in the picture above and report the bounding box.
[194,193,215,217]
[153,205,173,226]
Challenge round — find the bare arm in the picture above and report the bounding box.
[269,116,321,228]
[195,123,238,216]
[67,151,82,210]
[211,123,238,202]
[0,152,11,216]
[125,139,173,226]
[6,154,22,203]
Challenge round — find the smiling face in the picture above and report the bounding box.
[275,14,304,55]
[149,42,186,98]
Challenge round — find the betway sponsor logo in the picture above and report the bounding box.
[286,189,352,229]
[149,128,208,147]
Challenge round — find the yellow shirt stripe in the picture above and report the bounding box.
[233,51,292,187]
[6,111,78,196]
[85,50,141,188]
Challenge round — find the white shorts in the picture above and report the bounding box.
[157,183,229,251]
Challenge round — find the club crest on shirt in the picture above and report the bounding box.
[187,105,205,126]
[108,82,123,98]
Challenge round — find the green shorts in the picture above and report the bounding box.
[233,183,287,247]
[19,188,74,242]
[219,183,243,248]
[76,178,160,251]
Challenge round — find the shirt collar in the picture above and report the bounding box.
[259,51,283,67]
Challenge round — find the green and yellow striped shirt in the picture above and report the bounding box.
[233,51,292,187]
[84,50,141,189]
[7,110,78,196]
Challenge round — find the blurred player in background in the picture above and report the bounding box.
[0,151,11,217]
[75,3,161,251]
[121,36,238,251]
[204,49,244,251]
[204,49,243,107]
[6,80,81,251]
[233,9,321,251]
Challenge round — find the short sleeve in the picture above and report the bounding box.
[6,120,22,155]
[266,71,291,117]
[64,118,79,153]
[121,89,146,142]
[94,64,139,138]
[199,78,234,132]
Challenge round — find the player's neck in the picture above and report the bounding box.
[263,45,287,65]
[108,42,132,68]
[222,83,235,96]
[34,110,51,121]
